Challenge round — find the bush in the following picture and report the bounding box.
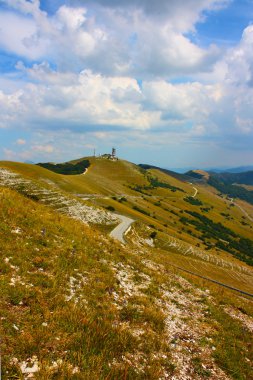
[132,205,150,216]
[184,197,203,206]
[37,159,90,175]
[106,206,115,212]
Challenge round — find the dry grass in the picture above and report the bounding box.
[1,160,253,379]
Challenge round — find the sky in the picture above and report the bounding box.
[0,0,253,169]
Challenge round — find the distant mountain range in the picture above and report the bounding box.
[209,171,253,186]
[185,169,253,186]
[184,168,253,206]
[139,163,253,205]
[166,165,253,174]
[210,166,253,173]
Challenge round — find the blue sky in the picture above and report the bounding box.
[0,0,253,169]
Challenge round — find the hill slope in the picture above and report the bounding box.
[1,186,253,379]
[1,158,253,265]
[1,158,253,378]
[186,169,253,206]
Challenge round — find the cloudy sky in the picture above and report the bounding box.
[0,0,253,169]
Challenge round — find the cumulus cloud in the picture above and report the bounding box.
[0,89,26,128]
[4,0,42,16]
[224,25,253,87]
[0,3,104,69]
[1,0,253,164]
[0,11,48,60]
[2,61,253,159]
[0,0,226,76]
[5,66,149,130]
[0,64,225,137]
[74,0,230,30]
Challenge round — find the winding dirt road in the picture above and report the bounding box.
[192,186,198,198]
[110,214,134,244]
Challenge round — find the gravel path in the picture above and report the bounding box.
[192,186,198,198]
[110,214,134,244]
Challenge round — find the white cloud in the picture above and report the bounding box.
[0,89,25,128]
[16,138,26,145]
[76,0,230,31]
[0,0,226,76]
[142,80,221,125]
[0,12,48,60]
[32,144,54,153]
[0,66,222,135]
[224,25,253,87]
[4,0,41,16]
[1,0,253,165]
[1,56,253,154]
[56,5,87,30]
[3,141,55,162]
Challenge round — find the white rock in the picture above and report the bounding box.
[11,227,22,234]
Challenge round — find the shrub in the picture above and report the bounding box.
[106,206,115,212]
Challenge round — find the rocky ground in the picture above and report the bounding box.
[0,168,118,225]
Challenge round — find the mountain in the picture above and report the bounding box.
[166,165,253,174]
[185,169,253,184]
[184,169,209,181]
[185,168,253,203]
[0,157,253,379]
[186,168,253,186]
[215,165,253,173]
[139,164,201,182]
[210,170,253,186]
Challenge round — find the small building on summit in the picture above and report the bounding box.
[100,148,118,161]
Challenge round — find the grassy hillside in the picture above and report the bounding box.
[1,157,253,378]
[1,185,253,379]
[187,169,253,206]
[0,158,150,195]
[208,176,253,206]
[1,158,253,265]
